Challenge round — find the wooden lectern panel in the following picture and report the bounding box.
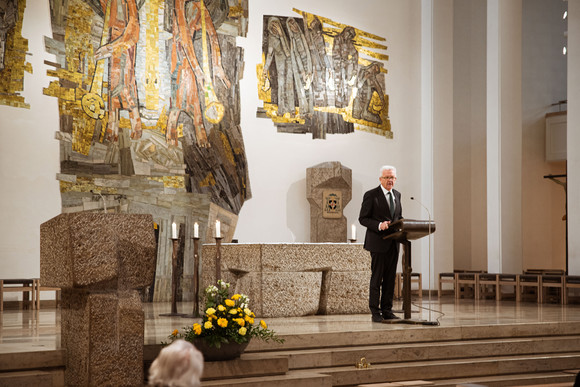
[383,219,436,241]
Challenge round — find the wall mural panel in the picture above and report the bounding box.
[43,0,249,301]
[0,0,32,109]
[257,8,391,139]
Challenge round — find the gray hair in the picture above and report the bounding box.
[148,340,204,387]
[380,165,397,176]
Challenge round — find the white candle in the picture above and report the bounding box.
[171,222,178,239]
[351,224,356,240]
[215,220,221,238]
[194,222,199,238]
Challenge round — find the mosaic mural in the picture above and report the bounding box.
[43,0,249,302]
[257,8,391,139]
[44,0,250,214]
[0,0,32,109]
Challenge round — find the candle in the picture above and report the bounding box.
[351,224,356,240]
[194,222,199,238]
[171,222,178,239]
[215,220,221,238]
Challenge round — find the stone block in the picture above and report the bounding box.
[201,243,370,317]
[40,213,157,289]
[40,214,155,386]
[306,162,352,242]
[262,272,322,317]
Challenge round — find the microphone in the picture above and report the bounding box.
[410,196,431,222]
[91,190,108,213]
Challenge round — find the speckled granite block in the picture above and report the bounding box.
[201,243,371,317]
[40,214,155,387]
[40,213,157,289]
[306,162,352,242]
[261,243,368,272]
[261,272,322,317]
[326,271,370,314]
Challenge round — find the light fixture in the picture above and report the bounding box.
[563,11,567,20]
[563,46,567,55]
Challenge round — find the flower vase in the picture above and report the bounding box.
[193,339,250,361]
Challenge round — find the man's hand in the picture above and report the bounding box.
[379,221,390,231]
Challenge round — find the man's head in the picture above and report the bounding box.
[379,165,397,191]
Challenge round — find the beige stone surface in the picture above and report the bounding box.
[40,213,155,387]
[201,243,370,317]
[40,213,157,289]
[306,162,352,242]
[261,272,322,317]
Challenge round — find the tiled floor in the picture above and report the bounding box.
[1,297,580,354]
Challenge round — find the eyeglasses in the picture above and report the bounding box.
[380,176,396,180]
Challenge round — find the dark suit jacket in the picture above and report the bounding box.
[358,185,403,253]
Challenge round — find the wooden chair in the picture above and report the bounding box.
[411,272,422,298]
[563,275,580,305]
[497,274,519,301]
[541,275,565,304]
[398,272,422,299]
[518,274,542,303]
[478,273,499,300]
[438,272,456,298]
[33,279,61,309]
[0,279,36,311]
[456,272,479,299]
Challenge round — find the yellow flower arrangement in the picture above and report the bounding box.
[166,280,283,349]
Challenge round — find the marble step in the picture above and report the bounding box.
[0,370,64,387]
[0,349,66,371]
[316,352,580,386]
[426,370,579,387]
[246,321,580,352]
[202,355,288,380]
[242,335,580,369]
[201,370,332,387]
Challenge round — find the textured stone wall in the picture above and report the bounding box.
[40,213,156,387]
[201,243,370,317]
[306,161,352,242]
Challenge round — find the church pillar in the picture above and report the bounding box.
[568,0,580,275]
[486,0,523,273]
[422,0,454,290]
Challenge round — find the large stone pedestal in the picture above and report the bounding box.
[202,243,369,317]
[306,162,352,242]
[40,213,156,387]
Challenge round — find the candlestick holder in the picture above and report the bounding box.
[215,236,223,282]
[160,237,186,317]
[182,236,201,318]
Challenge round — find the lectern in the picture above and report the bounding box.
[383,219,436,325]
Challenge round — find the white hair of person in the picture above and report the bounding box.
[379,165,397,175]
[148,339,204,387]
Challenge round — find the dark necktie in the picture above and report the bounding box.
[387,191,394,218]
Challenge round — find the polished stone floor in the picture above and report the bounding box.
[1,296,580,355]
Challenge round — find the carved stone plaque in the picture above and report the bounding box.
[323,190,342,218]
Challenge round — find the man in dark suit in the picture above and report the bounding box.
[359,165,403,322]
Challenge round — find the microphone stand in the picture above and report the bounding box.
[411,196,434,323]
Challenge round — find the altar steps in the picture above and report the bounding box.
[200,321,580,386]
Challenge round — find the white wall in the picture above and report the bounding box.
[0,1,427,280]
[234,0,425,244]
[0,1,60,280]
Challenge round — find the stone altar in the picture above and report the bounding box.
[40,213,156,387]
[202,243,369,317]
